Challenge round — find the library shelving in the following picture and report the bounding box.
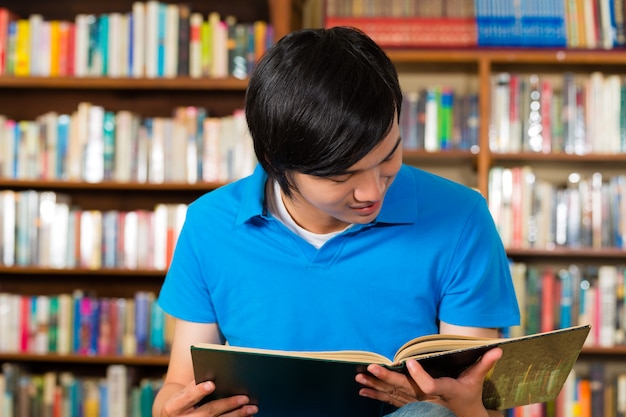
[2,0,626,413]
[0,0,298,413]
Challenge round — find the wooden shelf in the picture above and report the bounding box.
[388,48,626,65]
[506,247,626,261]
[0,352,168,366]
[0,266,165,277]
[0,178,224,192]
[490,152,626,163]
[0,76,250,90]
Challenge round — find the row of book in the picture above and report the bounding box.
[489,168,626,250]
[0,290,173,356]
[400,88,479,152]
[508,263,626,348]
[0,103,256,184]
[323,0,626,49]
[490,72,626,155]
[506,365,626,417]
[0,190,187,270]
[323,0,478,47]
[0,2,274,78]
[1,363,162,417]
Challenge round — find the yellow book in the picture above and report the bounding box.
[14,19,30,76]
[49,20,60,76]
[253,20,267,63]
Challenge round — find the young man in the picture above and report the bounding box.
[153,27,519,417]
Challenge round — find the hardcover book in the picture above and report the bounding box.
[191,324,590,417]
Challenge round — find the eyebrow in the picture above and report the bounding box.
[341,136,402,175]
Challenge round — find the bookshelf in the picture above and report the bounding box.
[386,47,626,415]
[2,0,626,412]
[0,0,300,412]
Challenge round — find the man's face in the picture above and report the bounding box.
[282,121,403,234]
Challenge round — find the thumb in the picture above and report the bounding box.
[462,347,502,380]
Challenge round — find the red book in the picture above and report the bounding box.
[19,295,31,352]
[0,8,18,74]
[324,16,477,47]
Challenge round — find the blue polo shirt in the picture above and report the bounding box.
[158,164,520,360]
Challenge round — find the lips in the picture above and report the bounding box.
[351,200,381,216]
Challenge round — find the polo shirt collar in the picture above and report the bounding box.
[236,164,268,225]
[236,164,418,226]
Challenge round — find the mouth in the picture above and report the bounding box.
[351,200,381,216]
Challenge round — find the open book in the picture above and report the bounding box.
[191,324,590,416]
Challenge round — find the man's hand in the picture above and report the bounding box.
[356,347,503,417]
[156,380,258,417]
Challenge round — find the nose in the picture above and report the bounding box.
[353,169,384,203]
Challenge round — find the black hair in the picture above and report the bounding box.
[245,26,403,197]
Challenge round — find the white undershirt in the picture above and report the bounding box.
[267,180,351,249]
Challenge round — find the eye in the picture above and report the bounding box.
[328,174,351,183]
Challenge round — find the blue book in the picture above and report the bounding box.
[149,299,165,354]
[157,3,166,77]
[475,0,521,46]
[98,14,109,75]
[56,114,70,179]
[520,0,567,47]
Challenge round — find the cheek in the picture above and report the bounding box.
[383,158,402,179]
[303,185,351,208]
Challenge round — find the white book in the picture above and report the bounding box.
[34,295,50,354]
[108,13,123,77]
[56,293,73,354]
[107,365,128,417]
[118,14,130,77]
[145,0,160,78]
[136,210,153,269]
[79,210,103,269]
[598,265,617,347]
[74,14,90,77]
[499,168,513,248]
[189,13,203,78]
[0,293,15,351]
[210,12,228,78]
[164,4,179,78]
[149,117,165,183]
[7,294,21,351]
[0,118,16,178]
[132,2,146,78]
[152,204,168,270]
[114,110,134,182]
[37,191,57,267]
[84,105,105,183]
[28,14,43,75]
[123,211,139,269]
[0,190,16,266]
[49,196,70,269]
[423,87,439,152]
[219,115,234,180]
[38,21,50,77]
[202,117,221,182]
[42,372,56,414]
[489,73,510,153]
[102,210,119,268]
[40,112,58,180]
[602,75,621,153]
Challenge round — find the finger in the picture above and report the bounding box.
[200,395,258,417]
[162,380,216,416]
[404,359,441,397]
[356,366,422,407]
[463,347,502,380]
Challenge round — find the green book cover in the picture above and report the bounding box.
[191,324,590,416]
